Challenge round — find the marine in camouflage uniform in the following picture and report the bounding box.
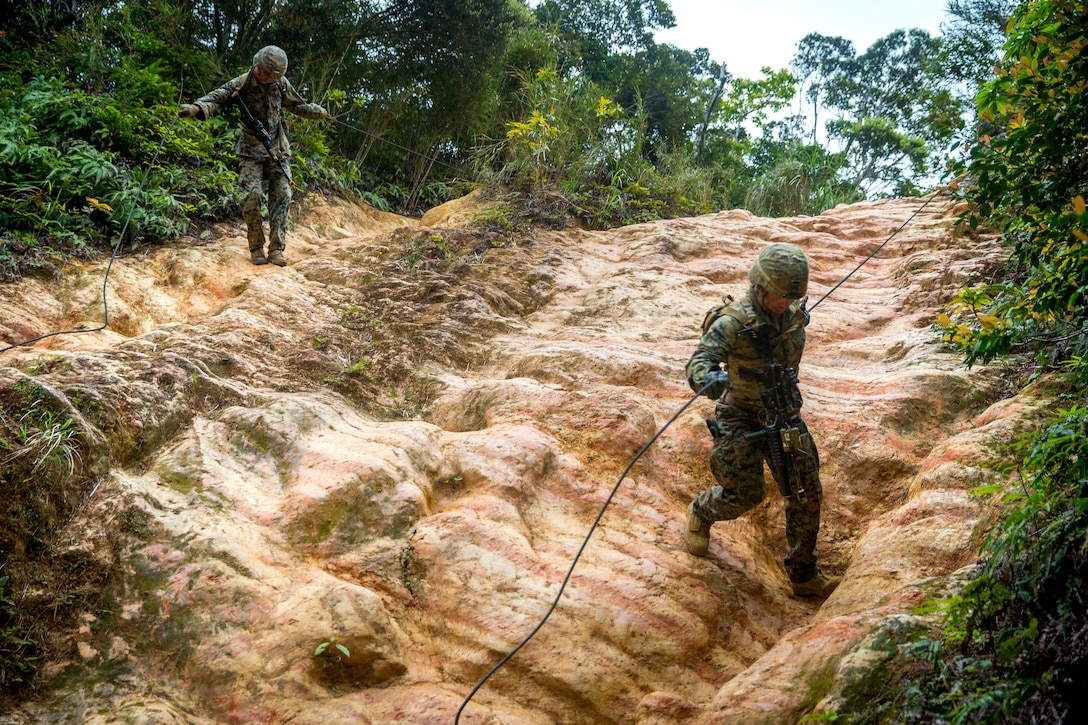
[179,46,327,266]
[684,243,840,599]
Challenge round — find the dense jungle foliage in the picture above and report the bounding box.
[1,0,991,281]
[3,1,1088,723]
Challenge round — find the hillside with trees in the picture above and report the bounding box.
[1,0,991,280]
[3,0,1088,722]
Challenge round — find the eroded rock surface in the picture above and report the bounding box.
[0,196,1041,724]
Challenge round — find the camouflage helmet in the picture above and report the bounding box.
[253,45,288,81]
[748,243,809,299]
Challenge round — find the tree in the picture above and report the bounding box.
[0,0,94,47]
[790,29,957,195]
[695,60,731,157]
[257,0,524,208]
[534,0,675,54]
[944,0,1088,366]
[188,0,283,63]
[607,43,716,159]
[263,0,365,102]
[940,0,1020,98]
[693,67,802,207]
[791,33,856,145]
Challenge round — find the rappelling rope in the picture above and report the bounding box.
[0,117,179,356]
[454,382,712,724]
[330,115,466,175]
[808,187,948,313]
[453,186,954,722]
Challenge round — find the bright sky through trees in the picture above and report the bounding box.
[656,0,953,79]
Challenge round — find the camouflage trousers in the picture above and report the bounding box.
[692,402,823,582]
[238,157,292,254]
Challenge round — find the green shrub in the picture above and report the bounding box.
[852,5,1088,721]
[744,147,863,217]
[942,0,1088,369]
[477,66,722,228]
[0,575,42,692]
[0,69,358,280]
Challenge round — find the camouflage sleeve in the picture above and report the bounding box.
[281,79,327,119]
[193,73,248,120]
[685,315,742,393]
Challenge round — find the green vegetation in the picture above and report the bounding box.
[314,635,350,659]
[0,379,89,695]
[2,0,977,281]
[0,574,42,690]
[0,0,359,280]
[850,1,1088,722]
[1,381,85,555]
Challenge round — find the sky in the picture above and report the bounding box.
[654,0,954,80]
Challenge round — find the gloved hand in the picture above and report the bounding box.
[316,106,329,121]
[702,369,729,400]
[178,104,201,119]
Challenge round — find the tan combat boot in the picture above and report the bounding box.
[267,250,288,267]
[791,569,841,598]
[685,502,711,557]
[248,226,267,265]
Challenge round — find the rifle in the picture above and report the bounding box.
[233,74,294,183]
[742,363,815,503]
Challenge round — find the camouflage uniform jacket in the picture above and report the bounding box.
[686,288,808,412]
[193,71,325,161]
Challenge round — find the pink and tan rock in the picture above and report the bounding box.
[0,196,1035,724]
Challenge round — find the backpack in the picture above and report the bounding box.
[700,294,756,335]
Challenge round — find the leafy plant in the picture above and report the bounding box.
[848,4,1088,723]
[2,405,83,488]
[945,0,1088,373]
[743,142,862,217]
[0,384,84,694]
[882,402,1088,724]
[0,575,42,691]
[314,635,350,659]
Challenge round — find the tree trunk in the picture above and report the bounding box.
[696,65,729,157]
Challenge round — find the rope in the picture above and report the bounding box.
[0,117,179,356]
[330,115,466,175]
[0,115,946,714]
[454,383,711,723]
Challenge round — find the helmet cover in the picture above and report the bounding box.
[748,243,809,299]
[253,46,288,81]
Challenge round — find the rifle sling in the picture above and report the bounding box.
[232,70,289,175]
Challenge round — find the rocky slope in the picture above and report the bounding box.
[0,194,1042,724]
